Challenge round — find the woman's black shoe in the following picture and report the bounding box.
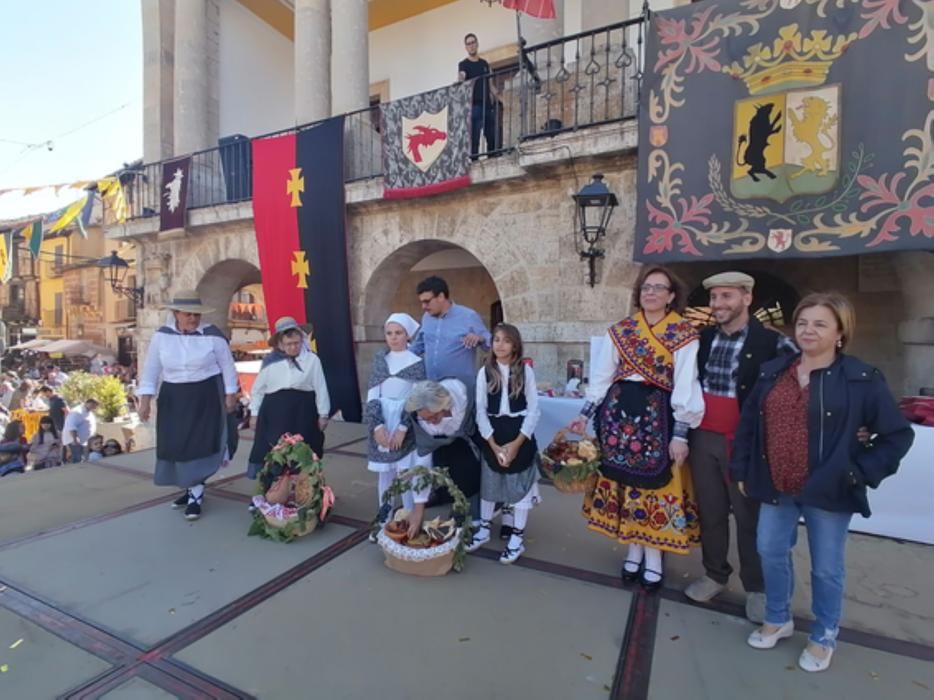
[640,568,663,592]
[621,559,642,583]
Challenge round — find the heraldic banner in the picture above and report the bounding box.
[251,116,362,422]
[160,155,191,232]
[635,0,932,262]
[382,82,473,199]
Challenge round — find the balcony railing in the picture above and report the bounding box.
[118,18,644,222]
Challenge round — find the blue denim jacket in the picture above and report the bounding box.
[730,353,914,516]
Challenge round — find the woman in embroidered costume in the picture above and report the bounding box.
[365,313,426,539]
[570,266,704,589]
[247,316,330,482]
[467,324,541,564]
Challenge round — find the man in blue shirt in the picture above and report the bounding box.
[410,276,491,389]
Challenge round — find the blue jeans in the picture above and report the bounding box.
[757,496,852,648]
[67,444,84,463]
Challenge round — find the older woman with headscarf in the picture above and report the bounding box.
[366,313,426,534]
[247,316,330,481]
[138,290,239,521]
[403,379,482,539]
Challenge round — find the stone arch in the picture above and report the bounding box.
[361,239,502,341]
[196,259,262,334]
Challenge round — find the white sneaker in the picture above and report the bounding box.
[798,644,834,672]
[465,522,491,553]
[684,576,725,603]
[747,621,794,649]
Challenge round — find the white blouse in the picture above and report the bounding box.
[366,350,421,432]
[475,363,540,440]
[138,326,239,396]
[586,329,705,438]
[249,352,330,417]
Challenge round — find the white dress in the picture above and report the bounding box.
[366,350,422,474]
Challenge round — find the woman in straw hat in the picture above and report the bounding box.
[138,290,239,521]
[247,316,330,481]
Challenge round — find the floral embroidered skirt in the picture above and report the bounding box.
[582,466,701,554]
[582,380,700,554]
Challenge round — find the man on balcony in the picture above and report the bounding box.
[458,33,501,158]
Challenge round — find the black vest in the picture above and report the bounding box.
[485,367,527,414]
[697,317,782,408]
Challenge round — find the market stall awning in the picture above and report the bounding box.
[37,339,117,359]
[9,338,53,350]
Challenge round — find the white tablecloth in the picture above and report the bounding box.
[535,396,588,448]
[849,425,934,544]
[535,398,934,544]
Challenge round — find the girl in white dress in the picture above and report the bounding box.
[365,313,426,534]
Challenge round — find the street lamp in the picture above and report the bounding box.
[572,174,618,287]
[98,251,144,308]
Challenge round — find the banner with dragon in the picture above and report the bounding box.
[634,0,932,261]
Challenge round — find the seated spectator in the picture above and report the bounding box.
[28,415,63,470]
[102,438,124,458]
[0,421,28,476]
[87,435,105,462]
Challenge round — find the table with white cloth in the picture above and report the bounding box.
[534,400,933,544]
[535,396,589,448]
[849,425,934,545]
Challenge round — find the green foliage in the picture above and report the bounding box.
[61,372,127,422]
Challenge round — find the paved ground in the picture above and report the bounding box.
[0,422,931,699]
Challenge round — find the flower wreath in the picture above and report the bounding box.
[248,434,335,543]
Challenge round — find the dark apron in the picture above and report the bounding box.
[249,389,324,468]
[431,436,481,499]
[156,375,224,462]
[479,415,538,474]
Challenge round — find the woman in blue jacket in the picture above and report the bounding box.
[730,292,913,672]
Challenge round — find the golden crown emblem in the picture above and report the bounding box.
[723,24,857,96]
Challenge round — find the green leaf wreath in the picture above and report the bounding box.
[371,465,472,572]
[248,434,335,543]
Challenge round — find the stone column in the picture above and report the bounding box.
[142,0,174,162]
[895,252,934,396]
[173,0,216,154]
[330,0,370,178]
[330,0,369,115]
[294,0,331,125]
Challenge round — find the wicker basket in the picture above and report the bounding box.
[377,527,460,577]
[541,428,601,494]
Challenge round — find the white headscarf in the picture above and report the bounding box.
[384,312,419,340]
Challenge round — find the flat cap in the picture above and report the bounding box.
[702,271,755,291]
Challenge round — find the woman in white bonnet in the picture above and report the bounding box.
[365,313,426,536]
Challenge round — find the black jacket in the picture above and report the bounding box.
[729,353,914,517]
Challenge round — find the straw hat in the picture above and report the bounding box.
[268,316,306,348]
[163,289,215,314]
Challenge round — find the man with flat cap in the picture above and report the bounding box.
[685,271,796,622]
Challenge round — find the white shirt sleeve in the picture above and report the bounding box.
[137,333,164,396]
[213,336,240,394]
[520,364,540,439]
[249,366,269,414]
[475,367,494,440]
[309,354,331,417]
[585,331,619,406]
[671,339,705,439]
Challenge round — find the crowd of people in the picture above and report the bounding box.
[91,268,917,674]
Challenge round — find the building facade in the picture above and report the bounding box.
[108,0,933,398]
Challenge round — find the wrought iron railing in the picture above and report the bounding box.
[119,18,644,222]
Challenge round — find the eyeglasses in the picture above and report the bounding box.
[419,294,438,306]
[640,284,671,293]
